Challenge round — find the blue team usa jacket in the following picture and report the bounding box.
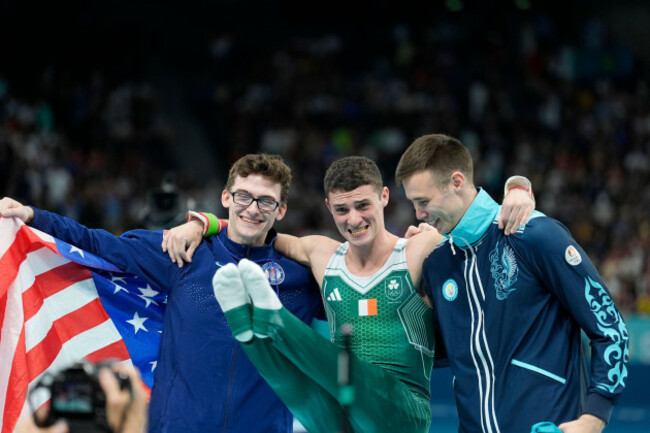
[30,208,324,433]
[423,189,628,433]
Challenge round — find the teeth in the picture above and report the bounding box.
[349,227,366,235]
[242,217,259,224]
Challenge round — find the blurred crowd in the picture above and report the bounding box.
[0,74,183,231]
[2,3,649,316]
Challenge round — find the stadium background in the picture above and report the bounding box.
[1,0,649,431]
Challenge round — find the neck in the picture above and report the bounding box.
[449,184,478,231]
[463,183,478,209]
[345,229,398,276]
[446,188,498,247]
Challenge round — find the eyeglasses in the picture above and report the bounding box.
[229,191,282,212]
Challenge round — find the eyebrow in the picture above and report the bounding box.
[332,199,370,207]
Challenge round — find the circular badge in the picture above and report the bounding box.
[442,279,458,301]
[565,245,582,266]
[262,262,286,285]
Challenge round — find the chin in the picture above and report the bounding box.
[236,225,266,239]
[244,228,266,240]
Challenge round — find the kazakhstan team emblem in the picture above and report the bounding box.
[442,279,458,301]
[262,262,285,285]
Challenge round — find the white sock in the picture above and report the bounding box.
[238,259,282,310]
[212,263,253,341]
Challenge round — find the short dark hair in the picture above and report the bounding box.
[323,156,383,196]
[395,134,473,186]
[226,154,292,203]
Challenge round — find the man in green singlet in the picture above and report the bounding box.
[165,156,534,433]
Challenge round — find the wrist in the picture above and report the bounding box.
[579,413,606,431]
[26,206,35,223]
[186,211,224,237]
[26,206,37,224]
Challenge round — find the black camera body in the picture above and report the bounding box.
[32,360,130,433]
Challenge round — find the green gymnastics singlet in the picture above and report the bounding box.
[322,238,435,398]
[223,239,435,433]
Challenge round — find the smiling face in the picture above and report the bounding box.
[326,184,389,247]
[401,169,466,235]
[222,174,287,246]
[395,134,477,234]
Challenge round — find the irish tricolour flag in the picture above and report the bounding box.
[357,299,377,316]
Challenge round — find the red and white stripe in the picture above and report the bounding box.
[186,211,210,236]
[0,217,131,433]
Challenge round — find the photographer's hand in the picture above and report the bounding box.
[18,364,147,433]
[99,365,148,433]
[15,416,68,433]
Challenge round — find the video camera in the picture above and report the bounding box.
[29,360,131,433]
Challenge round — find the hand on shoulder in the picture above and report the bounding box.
[161,220,205,267]
[404,223,435,239]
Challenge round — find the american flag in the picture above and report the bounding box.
[0,217,166,432]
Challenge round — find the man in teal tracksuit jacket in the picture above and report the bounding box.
[396,134,628,433]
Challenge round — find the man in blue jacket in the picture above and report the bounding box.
[0,154,324,433]
[395,134,629,433]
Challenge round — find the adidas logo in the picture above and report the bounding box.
[327,288,342,301]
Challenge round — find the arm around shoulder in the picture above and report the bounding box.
[275,233,339,269]
[405,229,444,283]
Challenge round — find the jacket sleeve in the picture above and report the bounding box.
[517,217,629,423]
[30,207,177,292]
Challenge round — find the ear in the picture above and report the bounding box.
[325,198,332,213]
[275,203,288,221]
[221,190,231,208]
[450,171,466,191]
[381,186,389,207]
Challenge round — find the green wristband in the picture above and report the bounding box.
[204,212,221,237]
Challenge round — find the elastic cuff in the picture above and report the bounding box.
[582,391,615,425]
[252,307,284,338]
[223,304,253,338]
[29,207,49,232]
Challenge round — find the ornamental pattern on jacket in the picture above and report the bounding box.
[585,275,629,393]
[489,240,519,300]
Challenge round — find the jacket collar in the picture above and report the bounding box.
[445,188,498,248]
[216,228,279,261]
